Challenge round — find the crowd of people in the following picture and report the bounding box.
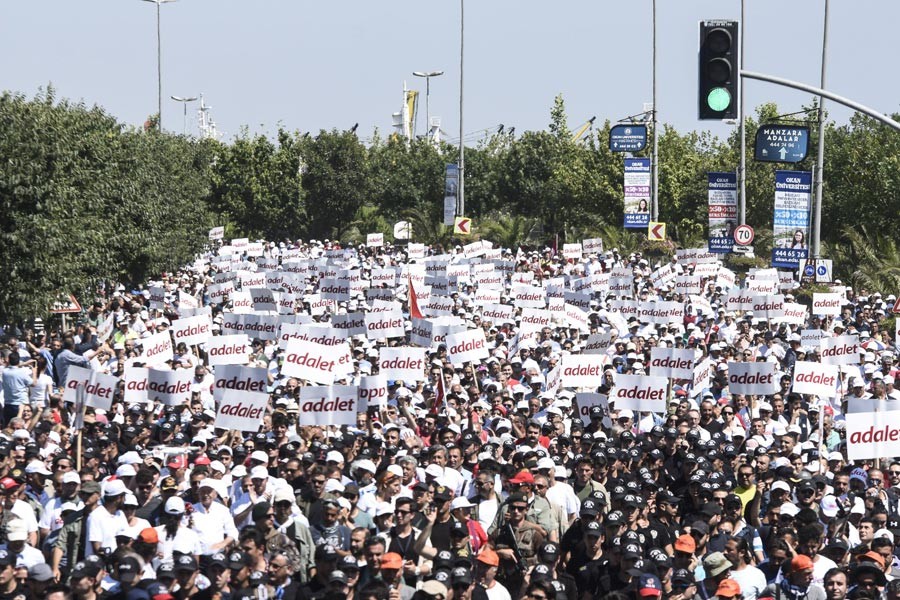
[0,237,897,600]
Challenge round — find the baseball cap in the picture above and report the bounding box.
[164,496,186,515]
[228,550,252,570]
[716,579,742,598]
[476,548,500,567]
[28,563,54,582]
[104,479,128,497]
[703,552,732,577]
[381,552,403,570]
[639,574,663,597]
[674,534,696,553]
[175,555,197,572]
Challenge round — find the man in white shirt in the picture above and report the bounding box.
[191,479,238,555]
[40,472,82,539]
[86,479,129,558]
[1,519,43,568]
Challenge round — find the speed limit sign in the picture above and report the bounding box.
[733,224,754,246]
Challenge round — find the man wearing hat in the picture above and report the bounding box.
[51,479,101,581]
[761,555,826,600]
[698,552,734,600]
[85,479,128,558]
[379,552,416,600]
[489,493,545,589]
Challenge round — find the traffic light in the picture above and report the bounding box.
[698,20,739,120]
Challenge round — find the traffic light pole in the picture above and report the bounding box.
[738,2,746,226]
[651,0,659,221]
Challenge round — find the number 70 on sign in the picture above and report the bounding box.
[733,224,754,246]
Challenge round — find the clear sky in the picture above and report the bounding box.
[3,1,898,144]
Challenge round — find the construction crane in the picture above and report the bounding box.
[571,116,596,143]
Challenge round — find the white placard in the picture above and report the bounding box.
[207,335,251,366]
[792,361,839,398]
[726,362,778,395]
[445,329,490,365]
[216,389,268,432]
[820,335,861,366]
[379,347,427,382]
[298,386,362,426]
[359,375,389,410]
[576,393,610,426]
[282,340,350,384]
[812,293,843,316]
[610,374,668,413]
[213,365,268,403]
[124,366,149,404]
[846,410,900,461]
[364,309,405,340]
[147,368,194,406]
[171,314,213,347]
[139,331,173,367]
[649,348,695,380]
[560,355,606,388]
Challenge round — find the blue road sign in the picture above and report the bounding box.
[804,264,815,277]
[609,124,648,152]
[754,125,810,163]
[817,265,827,276]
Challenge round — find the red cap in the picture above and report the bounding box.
[790,555,815,572]
[139,527,159,544]
[193,456,211,466]
[167,455,188,470]
[509,471,535,485]
[716,580,742,598]
[0,478,19,491]
[381,553,403,570]
[476,548,500,567]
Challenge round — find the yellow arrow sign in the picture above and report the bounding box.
[454,217,472,235]
[648,222,666,241]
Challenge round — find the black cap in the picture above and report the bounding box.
[339,555,360,572]
[672,568,694,584]
[581,499,600,516]
[117,557,141,582]
[538,541,560,562]
[450,520,469,537]
[227,550,251,570]
[208,552,228,569]
[315,544,339,562]
[585,521,603,536]
[0,549,13,568]
[451,566,473,586]
[175,554,198,572]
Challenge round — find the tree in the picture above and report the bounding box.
[300,130,371,240]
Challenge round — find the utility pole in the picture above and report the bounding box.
[812,0,830,259]
[141,0,177,131]
[458,0,465,217]
[651,0,659,221]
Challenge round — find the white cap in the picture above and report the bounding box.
[25,460,52,476]
[123,493,139,507]
[249,466,269,480]
[164,496,186,515]
[209,460,226,474]
[875,529,895,543]
[354,459,377,474]
[324,479,345,494]
[337,497,352,511]
[104,479,128,497]
[118,451,143,465]
[250,450,269,464]
[115,464,137,478]
[387,464,404,479]
[375,502,394,517]
[450,496,474,510]
[425,464,444,478]
[231,465,248,479]
[780,502,800,517]
[273,488,295,504]
[6,520,27,542]
[771,480,791,493]
[828,451,844,462]
[820,495,839,518]
[115,524,140,539]
[326,451,345,464]
[62,472,81,485]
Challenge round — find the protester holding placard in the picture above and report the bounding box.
[6,235,900,599]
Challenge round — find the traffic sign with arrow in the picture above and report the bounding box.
[647,222,666,241]
[454,217,472,235]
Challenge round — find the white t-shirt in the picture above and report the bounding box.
[153,524,203,566]
[86,505,128,558]
[730,565,768,600]
[29,373,53,407]
[484,580,512,600]
[192,501,239,555]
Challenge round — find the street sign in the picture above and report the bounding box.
[732,245,753,255]
[454,217,472,235]
[51,294,82,314]
[800,259,817,285]
[609,124,648,152]
[815,259,833,283]
[733,224,754,246]
[754,125,810,164]
[648,222,666,241]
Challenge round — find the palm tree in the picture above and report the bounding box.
[478,212,539,250]
[340,203,391,244]
[826,225,900,294]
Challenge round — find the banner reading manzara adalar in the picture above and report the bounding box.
[708,172,737,253]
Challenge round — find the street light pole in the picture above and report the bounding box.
[413,71,444,142]
[142,0,177,132]
[812,0,830,259]
[651,0,659,221]
[458,0,465,218]
[170,95,198,135]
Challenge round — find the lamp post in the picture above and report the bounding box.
[170,95,198,135]
[458,0,465,218]
[141,0,177,131]
[412,70,444,141]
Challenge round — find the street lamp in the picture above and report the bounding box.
[170,95,198,135]
[141,0,177,131]
[412,70,443,140]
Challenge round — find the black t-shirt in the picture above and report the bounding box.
[0,584,32,600]
[429,516,457,552]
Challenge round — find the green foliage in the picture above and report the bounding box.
[0,89,212,322]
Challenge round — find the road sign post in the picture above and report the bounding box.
[648,222,666,241]
[754,125,810,163]
[733,224,754,246]
[454,217,472,235]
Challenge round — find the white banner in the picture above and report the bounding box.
[792,361,839,398]
[445,329,490,365]
[364,309,405,340]
[298,386,362,426]
[140,331,173,367]
[171,314,213,347]
[560,355,606,388]
[215,389,268,432]
[726,362,778,395]
[213,365,268,403]
[610,374,668,413]
[576,393,610,426]
[62,366,117,410]
[480,304,515,324]
[147,368,194,406]
[511,285,546,308]
[582,332,614,355]
[208,226,225,241]
[649,348,695,380]
[638,301,684,324]
[692,359,712,397]
[282,340,350,384]
[123,366,149,404]
[249,288,278,312]
[379,347,427,382]
[207,335,251,366]
[820,335,861,366]
[359,375,389,411]
[367,233,384,248]
[518,308,554,332]
[812,293,843,316]
[846,410,900,461]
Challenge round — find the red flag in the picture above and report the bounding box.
[433,369,446,413]
[408,276,424,319]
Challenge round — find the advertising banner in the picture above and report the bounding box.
[624,158,651,228]
[708,172,738,253]
[772,170,811,268]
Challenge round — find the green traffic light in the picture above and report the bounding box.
[706,87,732,112]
